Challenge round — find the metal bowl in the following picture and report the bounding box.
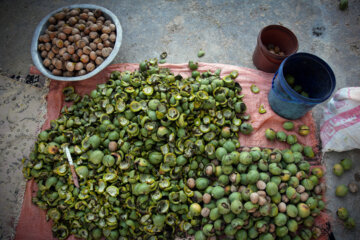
[31,4,122,81]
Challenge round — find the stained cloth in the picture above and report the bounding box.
[16,63,326,240]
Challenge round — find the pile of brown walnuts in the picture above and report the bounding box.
[37,8,116,77]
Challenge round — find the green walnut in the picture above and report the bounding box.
[286,187,297,200]
[301,91,309,98]
[300,228,312,240]
[244,201,258,212]
[148,151,163,165]
[215,147,227,161]
[280,170,291,182]
[339,0,349,11]
[265,128,276,141]
[75,166,89,179]
[287,219,298,232]
[209,208,220,221]
[189,203,202,217]
[285,74,295,86]
[211,186,225,199]
[266,182,278,196]
[286,204,298,218]
[202,224,214,236]
[89,150,104,165]
[303,216,314,228]
[344,217,356,229]
[283,121,294,131]
[306,197,318,210]
[88,135,101,149]
[293,85,302,93]
[247,170,260,184]
[274,213,288,227]
[298,160,310,171]
[302,179,314,191]
[239,151,252,165]
[224,224,237,236]
[194,230,206,240]
[340,158,352,171]
[333,163,344,176]
[275,225,289,237]
[188,60,198,70]
[223,140,236,152]
[38,131,49,141]
[217,198,231,215]
[290,143,303,153]
[231,218,244,229]
[337,207,349,220]
[249,149,261,161]
[335,184,348,197]
[229,192,242,202]
[298,125,310,136]
[311,167,324,178]
[288,176,299,188]
[240,122,253,135]
[303,146,315,158]
[269,163,282,176]
[230,200,243,214]
[196,178,210,190]
[297,203,311,218]
[102,155,115,167]
[286,135,297,145]
[283,151,294,163]
[276,131,287,142]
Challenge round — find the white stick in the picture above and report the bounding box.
[65,146,79,188]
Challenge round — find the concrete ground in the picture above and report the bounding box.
[0,0,359,239]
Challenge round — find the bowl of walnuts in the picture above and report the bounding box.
[31,4,122,81]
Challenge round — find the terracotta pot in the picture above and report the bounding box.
[252,25,298,73]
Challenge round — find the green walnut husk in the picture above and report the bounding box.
[276,131,287,142]
[258,104,266,114]
[250,84,260,94]
[335,184,348,197]
[303,146,315,158]
[333,163,344,176]
[283,121,294,131]
[23,59,325,239]
[344,217,356,229]
[339,0,348,11]
[337,207,349,220]
[340,158,352,171]
[286,135,297,145]
[293,85,302,93]
[265,128,276,141]
[23,59,254,239]
[285,74,295,86]
[301,91,309,98]
[311,167,323,178]
[298,125,310,136]
[197,50,205,58]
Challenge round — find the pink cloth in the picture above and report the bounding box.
[16,63,323,240]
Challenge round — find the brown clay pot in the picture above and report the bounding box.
[252,25,298,73]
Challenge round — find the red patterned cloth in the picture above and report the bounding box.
[16,63,327,240]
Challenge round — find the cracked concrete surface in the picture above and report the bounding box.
[0,0,359,239]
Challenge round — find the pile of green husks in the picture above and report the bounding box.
[23,59,324,240]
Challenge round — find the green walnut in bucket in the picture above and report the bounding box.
[268,53,336,119]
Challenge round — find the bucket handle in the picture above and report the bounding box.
[271,71,315,105]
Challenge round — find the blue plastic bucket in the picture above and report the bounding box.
[268,53,336,119]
